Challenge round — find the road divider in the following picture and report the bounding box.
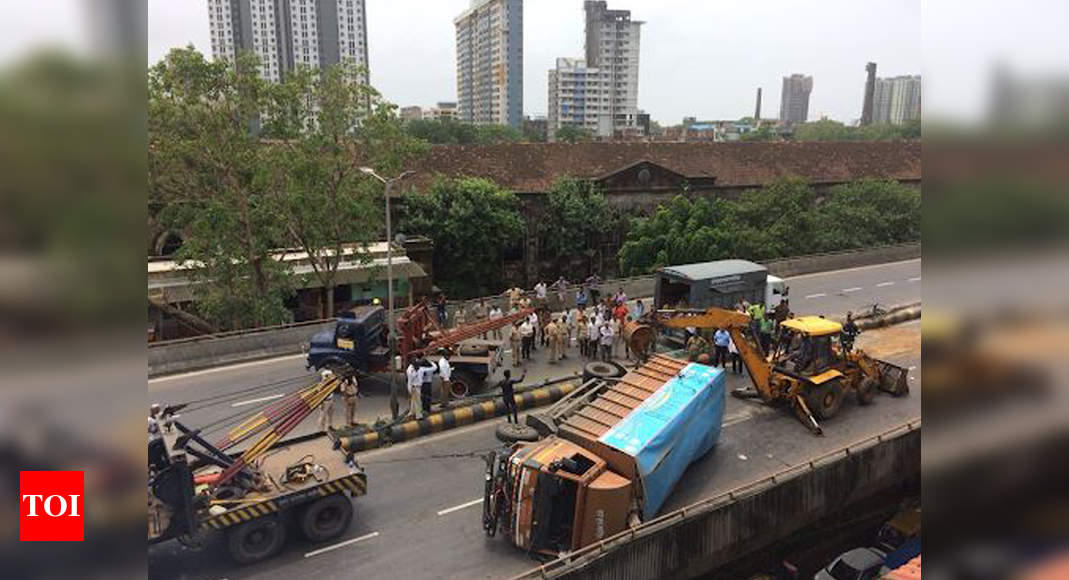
[333,382,579,454]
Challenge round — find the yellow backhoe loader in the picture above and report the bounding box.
[648,308,909,435]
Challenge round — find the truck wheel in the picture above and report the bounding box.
[227,517,287,565]
[856,377,877,405]
[806,379,844,420]
[495,422,540,444]
[299,494,353,542]
[449,370,478,399]
[582,361,624,383]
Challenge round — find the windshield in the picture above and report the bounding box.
[829,560,859,580]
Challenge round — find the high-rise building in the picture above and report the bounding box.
[400,106,424,121]
[548,58,612,140]
[454,0,524,128]
[207,0,368,84]
[861,62,877,125]
[427,102,459,121]
[584,1,643,136]
[872,75,921,124]
[779,74,813,125]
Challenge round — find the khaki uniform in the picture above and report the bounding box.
[509,325,522,366]
[507,288,524,309]
[340,378,358,426]
[686,335,709,362]
[544,321,560,363]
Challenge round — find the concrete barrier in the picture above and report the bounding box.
[763,241,920,278]
[514,421,921,580]
[334,381,579,453]
[148,320,335,377]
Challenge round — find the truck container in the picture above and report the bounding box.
[483,355,725,556]
[654,259,786,310]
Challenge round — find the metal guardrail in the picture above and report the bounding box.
[149,317,338,348]
[511,418,922,579]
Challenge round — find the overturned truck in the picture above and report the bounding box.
[482,355,725,556]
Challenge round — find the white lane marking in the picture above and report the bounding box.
[908,277,921,282]
[304,531,380,558]
[876,281,895,287]
[437,498,483,516]
[148,353,307,385]
[230,393,284,407]
[722,411,753,428]
[805,293,827,299]
[841,287,863,293]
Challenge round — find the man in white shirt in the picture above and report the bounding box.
[599,322,614,362]
[437,351,453,407]
[489,305,504,340]
[519,319,534,360]
[318,369,337,432]
[534,280,548,302]
[586,318,599,359]
[418,358,436,418]
[405,360,422,419]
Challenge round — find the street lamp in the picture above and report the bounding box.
[360,167,414,419]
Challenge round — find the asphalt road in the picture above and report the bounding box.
[146,258,921,439]
[147,259,921,580]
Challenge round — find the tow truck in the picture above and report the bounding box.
[148,375,366,564]
[307,301,533,398]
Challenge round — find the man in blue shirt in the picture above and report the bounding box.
[713,328,731,368]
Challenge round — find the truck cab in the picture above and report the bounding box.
[307,305,389,376]
[484,356,725,556]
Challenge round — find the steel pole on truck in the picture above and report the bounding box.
[361,167,414,419]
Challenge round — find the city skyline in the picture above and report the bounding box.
[148,0,922,125]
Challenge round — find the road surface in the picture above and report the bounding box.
[146,258,922,443]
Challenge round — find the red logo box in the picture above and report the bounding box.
[19,471,84,541]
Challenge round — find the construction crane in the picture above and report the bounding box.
[648,307,909,435]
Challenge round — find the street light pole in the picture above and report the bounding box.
[360,167,413,419]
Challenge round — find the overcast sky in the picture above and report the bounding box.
[147,0,925,124]
[141,0,1065,125]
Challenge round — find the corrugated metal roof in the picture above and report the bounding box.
[659,259,767,282]
[561,355,687,442]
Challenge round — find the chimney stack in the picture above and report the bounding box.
[755,87,762,121]
[861,62,877,125]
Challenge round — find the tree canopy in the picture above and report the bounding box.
[618,178,920,276]
[400,177,525,297]
[404,118,522,144]
[554,125,595,143]
[149,46,425,328]
[536,177,617,261]
[792,118,921,141]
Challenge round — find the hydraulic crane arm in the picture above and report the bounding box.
[650,308,774,401]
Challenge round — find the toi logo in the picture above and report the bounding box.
[19,471,84,542]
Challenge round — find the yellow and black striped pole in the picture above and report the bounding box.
[335,382,577,453]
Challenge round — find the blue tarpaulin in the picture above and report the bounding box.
[598,363,726,519]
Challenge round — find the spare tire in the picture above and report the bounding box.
[495,422,540,444]
[459,345,490,357]
[582,361,624,383]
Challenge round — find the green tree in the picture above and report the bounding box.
[555,125,595,143]
[149,47,294,330]
[537,177,615,260]
[261,61,428,317]
[400,177,525,297]
[617,177,920,275]
[816,180,921,250]
[740,124,775,141]
[404,118,521,144]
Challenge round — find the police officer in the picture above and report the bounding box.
[842,311,860,353]
[340,375,358,427]
[318,369,337,432]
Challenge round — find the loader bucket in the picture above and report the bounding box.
[874,359,910,396]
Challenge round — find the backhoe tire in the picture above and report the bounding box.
[227,517,287,565]
[299,494,353,543]
[856,377,878,405]
[806,379,844,420]
[495,422,540,444]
